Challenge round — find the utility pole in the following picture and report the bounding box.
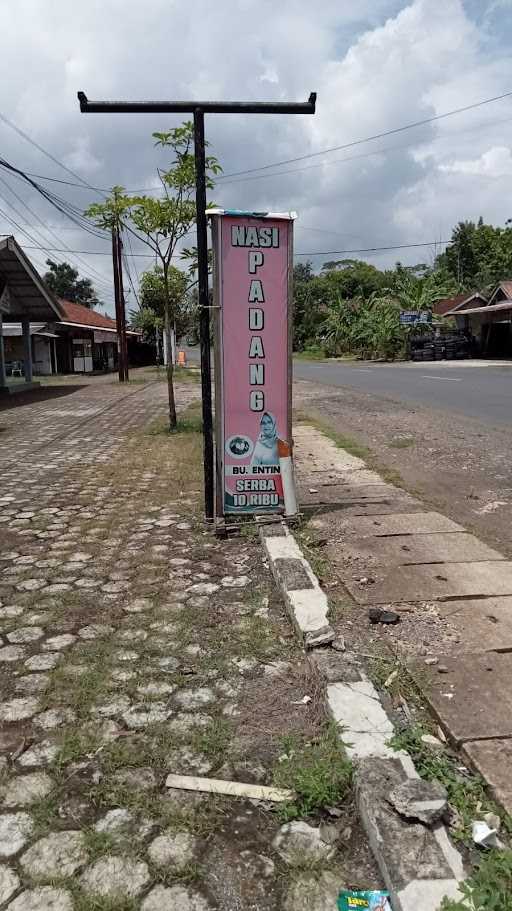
[117,229,129,382]
[79,91,316,520]
[111,225,125,383]
[111,223,129,382]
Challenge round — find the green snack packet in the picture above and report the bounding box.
[337,890,392,911]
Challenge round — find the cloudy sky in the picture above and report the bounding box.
[0,0,511,314]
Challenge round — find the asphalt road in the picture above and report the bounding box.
[293,359,512,426]
[181,345,512,427]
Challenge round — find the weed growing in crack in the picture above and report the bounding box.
[441,848,512,910]
[152,861,201,886]
[390,724,511,845]
[273,725,352,821]
[83,827,117,862]
[190,717,232,768]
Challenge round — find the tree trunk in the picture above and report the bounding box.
[164,304,177,430]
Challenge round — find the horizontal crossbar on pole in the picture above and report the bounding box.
[77,91,316,115]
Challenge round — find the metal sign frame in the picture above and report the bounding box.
[78,91,315,521]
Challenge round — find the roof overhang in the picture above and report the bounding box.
[57,321,118,333]
[446,301,512,317]
[1,322,56,337]
[448,292,488,313]
[0,237,63,321]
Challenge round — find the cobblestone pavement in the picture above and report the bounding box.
[0,377,377,910]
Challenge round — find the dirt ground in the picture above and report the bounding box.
[294,377,512,558]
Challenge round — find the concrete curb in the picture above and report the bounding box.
[262,519,464,911]
[259,523,334,648]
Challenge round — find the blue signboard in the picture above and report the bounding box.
[400,310,432,325]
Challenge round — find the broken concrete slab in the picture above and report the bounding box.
[356,757,460,908]
[411,652,512,744]
[388,778,448,826]
[309,649,364,684]
[333,512,465,538]
[437,597,512,653]
[327,680,395,759]
[345,561,512,604]
[342,533,504,567]
[464,739,512,816]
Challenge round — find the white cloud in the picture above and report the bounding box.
[0,0,510,309]
[440,146,512,177]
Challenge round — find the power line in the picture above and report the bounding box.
[0,239,156,257]
[0,109,101,192]
[1,236,453,259]
[295,240,450,257]
[0,157,109,240]
[217,114,512,187]
[217,89,512,180]
[0,174,113,290]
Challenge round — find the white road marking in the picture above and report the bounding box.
[421,375,462,382]
[353,369,374,373]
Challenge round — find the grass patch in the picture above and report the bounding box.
[367,655,426,705]
[236,614,288,661]
[147,400,202,436]
[74,893,138,911]
[190,717,232,767]
[294,346,327,361]
[83,827,117,862]
[441,849,512,910]
[390,724,511,845]
[152,861,201,887]
[294,411,409,491]
[295,526,330,583]
[54,726,105,769]
[295,414,371,462]
[30,793,61,837]
[273,725,352,821]
[389,434,415,449]
[239,521,260,540]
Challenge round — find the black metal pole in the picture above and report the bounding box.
[112,225,125,383]
[116,230,129,381]
[194,107,214,521]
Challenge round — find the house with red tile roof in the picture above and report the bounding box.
[54,299,139,374]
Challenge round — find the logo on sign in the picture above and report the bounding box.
[225,435,254,459]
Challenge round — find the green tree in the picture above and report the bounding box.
[320,294,356,356]
[131,265,198,354]
[390,266,455,311]
[86,123,220,430]
[43,260,99,308]
[320,259,388,298]
[437,219,512,290]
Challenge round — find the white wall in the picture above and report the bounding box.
[33,337,52,375]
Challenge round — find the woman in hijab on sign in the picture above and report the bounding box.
[251,412,279,467]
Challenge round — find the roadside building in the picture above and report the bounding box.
[444,284,512,357]
[54,299,123,374]
[0,236,63,394]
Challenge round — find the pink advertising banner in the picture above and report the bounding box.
[213,212,293,515]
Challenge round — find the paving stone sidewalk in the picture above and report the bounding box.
[0,379,378,909]
[293,420,512,821]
